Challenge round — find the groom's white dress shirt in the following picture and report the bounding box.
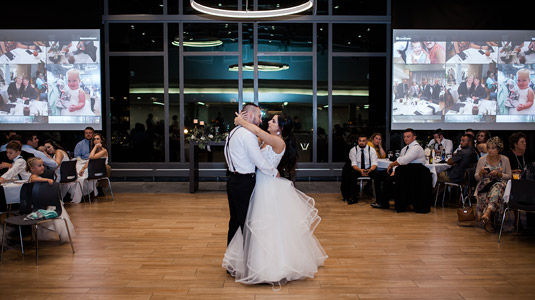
[224,126,278,177]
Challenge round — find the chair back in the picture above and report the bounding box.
[0,186,6,212]
[19,182,35,214]
[508,179,535,211]
[41,167,56,180]
[87,158,107,180]
[31,182,62,216]
[59,160,78,183]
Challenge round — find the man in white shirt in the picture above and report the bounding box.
[340,134,378,205]
[427,128,453,154]
[372,128,425,209]
[224,103,279,246]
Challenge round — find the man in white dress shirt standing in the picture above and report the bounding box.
[224,103,279,246]
[427,128,453,155]
[371,128,426,209]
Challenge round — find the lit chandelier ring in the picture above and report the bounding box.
[190,0,314,18]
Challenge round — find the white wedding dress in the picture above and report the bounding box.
[222,145,327,285]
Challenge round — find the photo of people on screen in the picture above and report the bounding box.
[497,66,535,115]
[391,64,445,119]
[393,40,445,65]
[0,41,47,64]
[442,64,497,118]
[498,41,535,64]
[0,64,48,120]
[46,64,101,117]
[446,41,498,64]
[47,41,99,64]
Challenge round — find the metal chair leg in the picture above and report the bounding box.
[34,225,38,266]
[1,223,6,261]
[434,182,441,207]
[19,226,24,254]
[498,207,509,243]
[63,218,75,253]
[106,178,114,200]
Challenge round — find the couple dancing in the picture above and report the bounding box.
[222,103,327,287]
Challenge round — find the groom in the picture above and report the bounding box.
[224,103,279,245]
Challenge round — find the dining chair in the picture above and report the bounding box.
[498,179,535,243]
[0,182,75,265]
[356,176,376,199]
[58,160,84,203]
[87,158,113,201]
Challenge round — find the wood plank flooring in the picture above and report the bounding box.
[0,190,534,299]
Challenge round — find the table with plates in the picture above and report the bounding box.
[392,97,442,116]
[376,158,450,187]
[446,98,496,115]
[0,98,48,117]
[446,47,498,64]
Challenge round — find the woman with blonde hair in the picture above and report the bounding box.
[367,133,386,158]
[474,136,512,232]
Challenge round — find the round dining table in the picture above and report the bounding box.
[376,158,450,187]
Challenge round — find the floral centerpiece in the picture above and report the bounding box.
[186,127,228,150]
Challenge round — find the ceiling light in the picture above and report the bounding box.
[190,0,313,19]
[228,61,290,72]
[172,36,223,47]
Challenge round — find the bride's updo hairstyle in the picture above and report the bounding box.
[276,114,298,178]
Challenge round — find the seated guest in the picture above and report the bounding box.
[43,139,83,204]
[474,137,511,233]
[427,128,453,154]
[367,132,386,158]
[0,135,34,176]
[475,130,491,157]
[74,126,95,160]
[340,134,378,204]
[0,141,30,183]
[22,133,57,169]
[78,133,109,197]
[454,128,475,154]
[437,134,477,184]
[505,132,532,173]
[371,128,426,209]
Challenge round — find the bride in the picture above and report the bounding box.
[222,112,327,286]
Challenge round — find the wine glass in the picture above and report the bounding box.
[395,150,400,158]
[387,151,393,160]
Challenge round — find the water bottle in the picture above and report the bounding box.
[431,149,435,164]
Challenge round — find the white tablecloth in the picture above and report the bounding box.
[392,98,441,116]
[0,98,48,117]
[0,47,47,64]
[376,159,450,187]
[446,99,496,115]
[503,180,512,203]
[1,182,25,204]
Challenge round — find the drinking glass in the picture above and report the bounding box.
[446,153,452,160]
[387,151,393,160]
[512,170,521,180]
[395,150,400,158]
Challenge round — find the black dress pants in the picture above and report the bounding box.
[340,162,362,201]
[226,173,256,245]
[374,170,396,208]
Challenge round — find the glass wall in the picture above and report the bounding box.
[104,0,390,177]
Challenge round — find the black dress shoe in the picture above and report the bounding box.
[371,202,389,209]
[347,199,358,205]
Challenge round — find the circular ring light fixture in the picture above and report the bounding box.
[190,0,314,18]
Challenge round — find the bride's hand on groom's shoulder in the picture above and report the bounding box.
[234,111,248,125]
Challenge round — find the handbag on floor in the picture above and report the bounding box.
[457,197,475,226]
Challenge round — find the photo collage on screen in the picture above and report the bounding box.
[392,30,535,129]
[0,31,101,127]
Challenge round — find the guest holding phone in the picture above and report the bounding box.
[474,137,511,232]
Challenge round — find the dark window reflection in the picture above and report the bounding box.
[109,23,163,52]
[333,0,386,15]
[108,0,163,14]
[183,56,239,163]
[177,23,239,52]
[332,57,370,162]
[258,23,312,52]
[332,24,386,52]
[258,56,313,162]
[110,56,165,162]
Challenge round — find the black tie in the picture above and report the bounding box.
[361,149,366,170]
[404,145,409,155]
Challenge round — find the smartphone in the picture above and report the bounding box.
[478,49,485,55]
[484,167,491,173]
[458,51,467,60]
[26,49,33,55]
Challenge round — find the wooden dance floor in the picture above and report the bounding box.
[0,182,534,299]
